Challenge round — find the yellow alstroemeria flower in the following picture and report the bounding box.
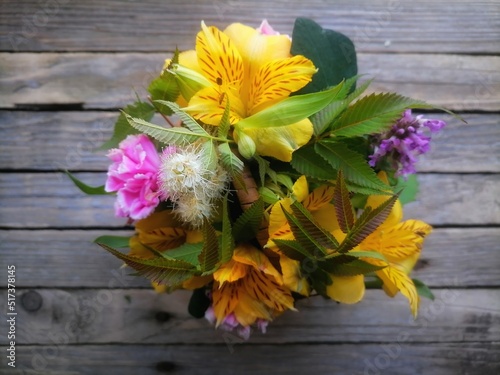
[169,21,317,161]
[212,243,295,327]
[266,176,357,298]
[128,210,211,292]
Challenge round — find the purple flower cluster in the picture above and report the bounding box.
[369,110,446,176]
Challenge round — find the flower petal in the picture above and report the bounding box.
[326,275,365,304]
[376,266,420,317]
[185,86,244,125]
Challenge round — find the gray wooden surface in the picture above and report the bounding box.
[1,1,499,374]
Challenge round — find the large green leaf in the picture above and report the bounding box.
[331,93,431,137]
[148,73,180,115]
[219,196,235,264]
[98,243,196,286]
[291,17,357,95]
[291,144,337,180]
[125,115,199,145]
[315,141,389,191]
[273,239,310,261]
[100,101,155,150]
[413,278,435,301]
[163,242,203,265]
[93,235,130,249]
[397,174,419,205]
[218,143,244,187]
[155,100,210,137]
[66,171,111,195]
[236,85,343,129]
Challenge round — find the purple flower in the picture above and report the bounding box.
[204,306,268,340]
[369,110,446,177]
[105,134,163,220]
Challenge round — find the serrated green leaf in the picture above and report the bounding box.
[232,198,264,243]
[337,194,398,253]
[218,142,245,187]
[254,155,278,186]
[220,196,234,263]
[273,239,310,261]
[125,114,199,145]
[66,171,112,195]
[148,73,180,115]
[218,100,231,139]
[324,259,386,276]
[201,140,218,171]
[93,235,130,249]
[199,222,220,274]
[290,201,339,250]
[98,243,196,286]
[309,268,333,297]
[162,242,203,265]
[100,101,155,150]
[413,278,435,301]
[291,144,337,180]
[331,93,432,137]
[333,169,355,233]
[155,100,209,136]
[346,251,388,263]
[315,141,389,191]
[291,17,357,95]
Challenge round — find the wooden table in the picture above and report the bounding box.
[1,1,499,374]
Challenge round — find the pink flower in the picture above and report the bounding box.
[105,134,163,220]
[257,19,280,36]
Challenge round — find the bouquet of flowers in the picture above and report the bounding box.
[70,18,450,339]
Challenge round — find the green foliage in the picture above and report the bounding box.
[218,100,232,139]
[255,155,278,186]
[162,242,203,265]
[232,198,264,243]
[100,101,155,150]
[413,278,435,300]
[291,18,357,95]
[148,76,180,116]
[396,174,419,205]
[315,141,389,191]
[218,143,244,187]
[97,243,196,286]
[219,196,235,263]
[199,222,220,275]
[66,171,111,195]
[291,144,337,180]
[333,170,355,233]
[155,101,210,137]
[93,235,130,249]
[273,239,310,261]
[330,93,431,137]
[125,115,200,145]
[323,259,386,276]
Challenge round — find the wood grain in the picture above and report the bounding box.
[2,112,497,173]
[0,288,498,346]
[6,343,500,375]
[1,228,498,288]
[1,53,499,111]
[1,0,499,54]
[1,172,498,228]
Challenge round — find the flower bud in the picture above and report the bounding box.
[235,129,256,159]
[166,63,211,101]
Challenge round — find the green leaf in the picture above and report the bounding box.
[333,169,355,233]
[220,196,234,263]
[201,140,218,171]
[232,198,264,243]
[413,278,435,301]
[255,155,278,186]
[315,141,389,191]
[397,174,419,205]
[258,186,280,204]
[308,268,332,297]
[155,101,209,137]
[198,222,220,275]
[100,101,155,150]
[346,251,388,263]
[291,144,337,180]
[98,243,196,286]
[337,194,398,253]
[218,143,245,187]
[148,72,180,115]
[162,242,203,265]
[218,100,231,139]
[93,235,130,249]
[188,288,211,318]
[273,239,310,261]
[331,93,431,137]
[236,85,343,129]
[125,114,199,145]
[291,17,357,95]
[323,259,386,276]
[66,171,111,195]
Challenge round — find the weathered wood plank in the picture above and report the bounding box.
[0,289,498,346]
[1,53,499,111]
[1,0,499,54]
[1,228,498,288]
[2,112,497,173]
[6,343,500,375]
[0,173,498,228]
